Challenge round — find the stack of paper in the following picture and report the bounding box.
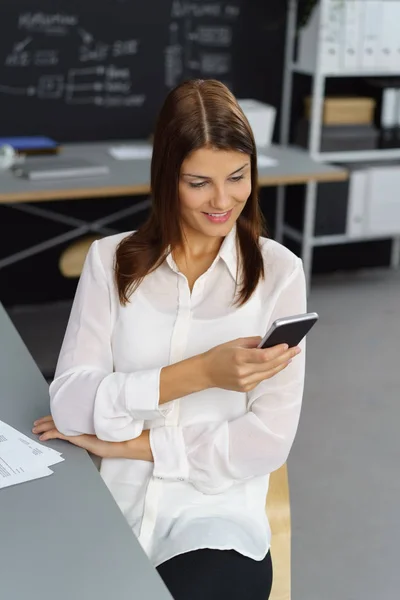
[108,144,153,160]
[0,419,64,489]
[257,154,278,168]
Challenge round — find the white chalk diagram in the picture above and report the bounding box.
[165,1,240,89]
[1,4,241,104]
[0,12,144,108]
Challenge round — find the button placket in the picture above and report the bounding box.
[165,274,191,427]
[139,273,192,550]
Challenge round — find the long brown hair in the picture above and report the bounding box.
[115,79,267,306]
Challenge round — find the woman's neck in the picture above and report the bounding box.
[176,226,224,263]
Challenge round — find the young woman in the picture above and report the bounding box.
[33,79,306,600]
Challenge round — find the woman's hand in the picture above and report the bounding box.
[203,337,301,393]
[32,416,153,461]
[33,416,121,458]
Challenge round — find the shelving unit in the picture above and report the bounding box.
[292,63,400,79]
[277,0,400,286]
[311,149,400,163]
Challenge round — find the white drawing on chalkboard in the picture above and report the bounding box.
[5,51,30,67]
[184,17,193,76]
[193,26,232,47]
[70,66,106,76]
[66,66,103,104]
[171,1,240,20]
[165,22,183,88]
[80,43,109,63]
[63,65,142,107]
[165,1,239,88]
[78,28,94,45]
[106,65,130,80]
[225,5,240,18]
[76,25,139,64]
[96,95,145,107]
[0,84,36,96]
[200,53,231,75]
[13,37,33,53]
[78,26,110,63]
[5,37,34,67]
[171,2,222,19]
[37,75,64,98]
[34,50,59,67]
[1,5,241,107]
[113,40,139,57]
[18,12,78,35]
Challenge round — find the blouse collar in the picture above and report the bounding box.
[165,223,238,282]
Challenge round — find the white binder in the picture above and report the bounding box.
[381,88,398,128]
[359,0,382,71]
[377,0,399,71]
[342,0,363,71]
[297,0,344,73]
[321,0,344,73]
[392,1,400,71]
[366,166,400,235]
[347,169,368,238]
[397,90,400,127]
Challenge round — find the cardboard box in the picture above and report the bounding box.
[304,96,376,125]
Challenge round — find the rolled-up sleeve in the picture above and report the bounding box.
[50,240,171,441]
[150,257,307,494]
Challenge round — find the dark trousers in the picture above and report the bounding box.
[157,549,273,600]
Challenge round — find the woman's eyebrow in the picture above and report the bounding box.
[182,162,250,179]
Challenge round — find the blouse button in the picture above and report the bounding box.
[178,478,184,481]
[156,476,163,480]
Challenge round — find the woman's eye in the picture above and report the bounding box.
[189,175,244,188]
[189,181,207,188]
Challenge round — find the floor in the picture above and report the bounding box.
[7,266,400,599]
[290,267,400,600]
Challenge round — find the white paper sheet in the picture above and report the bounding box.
[257,154,278,168]
[109,144,277,168]
[0,419,64,489]
[0,462,53,489]
[109,144,153,160]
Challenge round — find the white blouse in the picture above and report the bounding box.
[50,224,306,567]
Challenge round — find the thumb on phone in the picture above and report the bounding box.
[236,336,263,349]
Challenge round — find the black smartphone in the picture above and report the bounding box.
[258,312,319,349]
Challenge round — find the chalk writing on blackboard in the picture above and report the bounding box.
[18,12,78,35]
[1,11,144,109]
[0,4,240,108]
[34,50,59,67]
[165,0,240,88]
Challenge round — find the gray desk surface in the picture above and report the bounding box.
[0,303,172,600]
[0,141,348,203]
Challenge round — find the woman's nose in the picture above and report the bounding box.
[210,187,232,210]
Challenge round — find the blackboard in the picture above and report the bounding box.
[0,0,241,142]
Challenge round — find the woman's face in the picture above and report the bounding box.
[178,146,251,240]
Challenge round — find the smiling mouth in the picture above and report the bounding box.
[202,210,232,217]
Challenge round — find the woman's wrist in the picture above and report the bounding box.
[159,352,212,405]
[113,430,154,462]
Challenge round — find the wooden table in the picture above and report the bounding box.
[0,141,347,203]
[0,140,347,278]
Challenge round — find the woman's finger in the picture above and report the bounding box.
[33,415,53,426]
[243,347,300,374]
[32,421,55,434]
[243,344,288,364]
[245,361,291,388]
[39,429,68,442]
